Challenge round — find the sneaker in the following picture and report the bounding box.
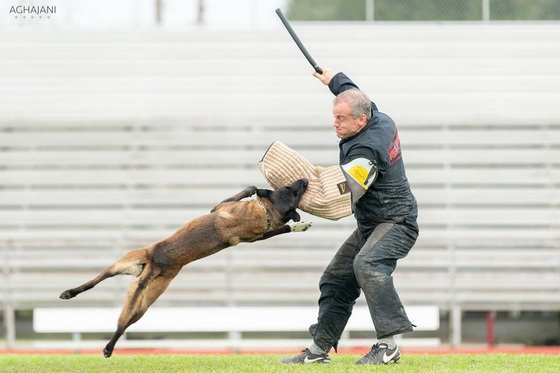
[355,343,400,365]
[281,348,331,364]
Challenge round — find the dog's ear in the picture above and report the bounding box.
[287,209,301,222]
[256,189,271,198]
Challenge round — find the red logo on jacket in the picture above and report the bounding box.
[387,128,402,166]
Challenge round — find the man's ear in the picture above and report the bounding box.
[359,113,368,127]
[287,209,301,222]
[256,189,271,198]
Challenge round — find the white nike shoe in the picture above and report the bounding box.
[355,343,400,365]
[281,348,331,364]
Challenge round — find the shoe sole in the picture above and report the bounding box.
[282,360,330,364]
[355,354,401,365]
[281,357,331,364]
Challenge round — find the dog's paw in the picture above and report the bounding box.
[103,346,113,358]
[289,221,312,232]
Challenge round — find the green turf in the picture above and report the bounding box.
[1,353,558,373]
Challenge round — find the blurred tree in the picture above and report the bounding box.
[286,0,560,21]
[287,0,365,21]
[491,0,560,20]
[374,0,481,21]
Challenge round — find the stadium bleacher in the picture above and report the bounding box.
[1,23,559,348]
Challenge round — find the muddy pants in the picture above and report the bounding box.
[309,222,418,352]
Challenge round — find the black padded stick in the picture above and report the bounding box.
[276,8,323,74]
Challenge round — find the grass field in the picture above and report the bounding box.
[1,353,559,373]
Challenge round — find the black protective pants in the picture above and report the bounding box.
[309,222,418,352]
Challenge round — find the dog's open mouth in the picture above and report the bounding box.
[293,179,309,206]
[293,178,309,196]
[285,179,308,222]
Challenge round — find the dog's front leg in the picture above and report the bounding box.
[211,186,258,212]
[260,221,313,240]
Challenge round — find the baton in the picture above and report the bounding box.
[275,8,323,74]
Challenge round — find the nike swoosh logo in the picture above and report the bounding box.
[304,356,324,364]
[382,349,399,363]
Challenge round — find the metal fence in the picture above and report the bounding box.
[287,0,560,21]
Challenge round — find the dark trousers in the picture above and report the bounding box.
[309,222,418,352]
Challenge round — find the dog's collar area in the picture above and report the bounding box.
[256,197,272,231]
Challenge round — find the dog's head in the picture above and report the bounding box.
[256,178,308,224]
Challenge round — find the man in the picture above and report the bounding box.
[282,69,419,365]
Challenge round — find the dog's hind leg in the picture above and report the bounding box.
[103,267,176,358]
[60,248,149,300]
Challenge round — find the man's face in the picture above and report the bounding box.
[332,100,367,139]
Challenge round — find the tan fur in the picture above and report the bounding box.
[59,181,307,358]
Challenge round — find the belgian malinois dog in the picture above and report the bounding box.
[60,179,310,357]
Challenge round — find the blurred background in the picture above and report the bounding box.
[1,0,559,352]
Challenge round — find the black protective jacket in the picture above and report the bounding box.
[329,72,418,234]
